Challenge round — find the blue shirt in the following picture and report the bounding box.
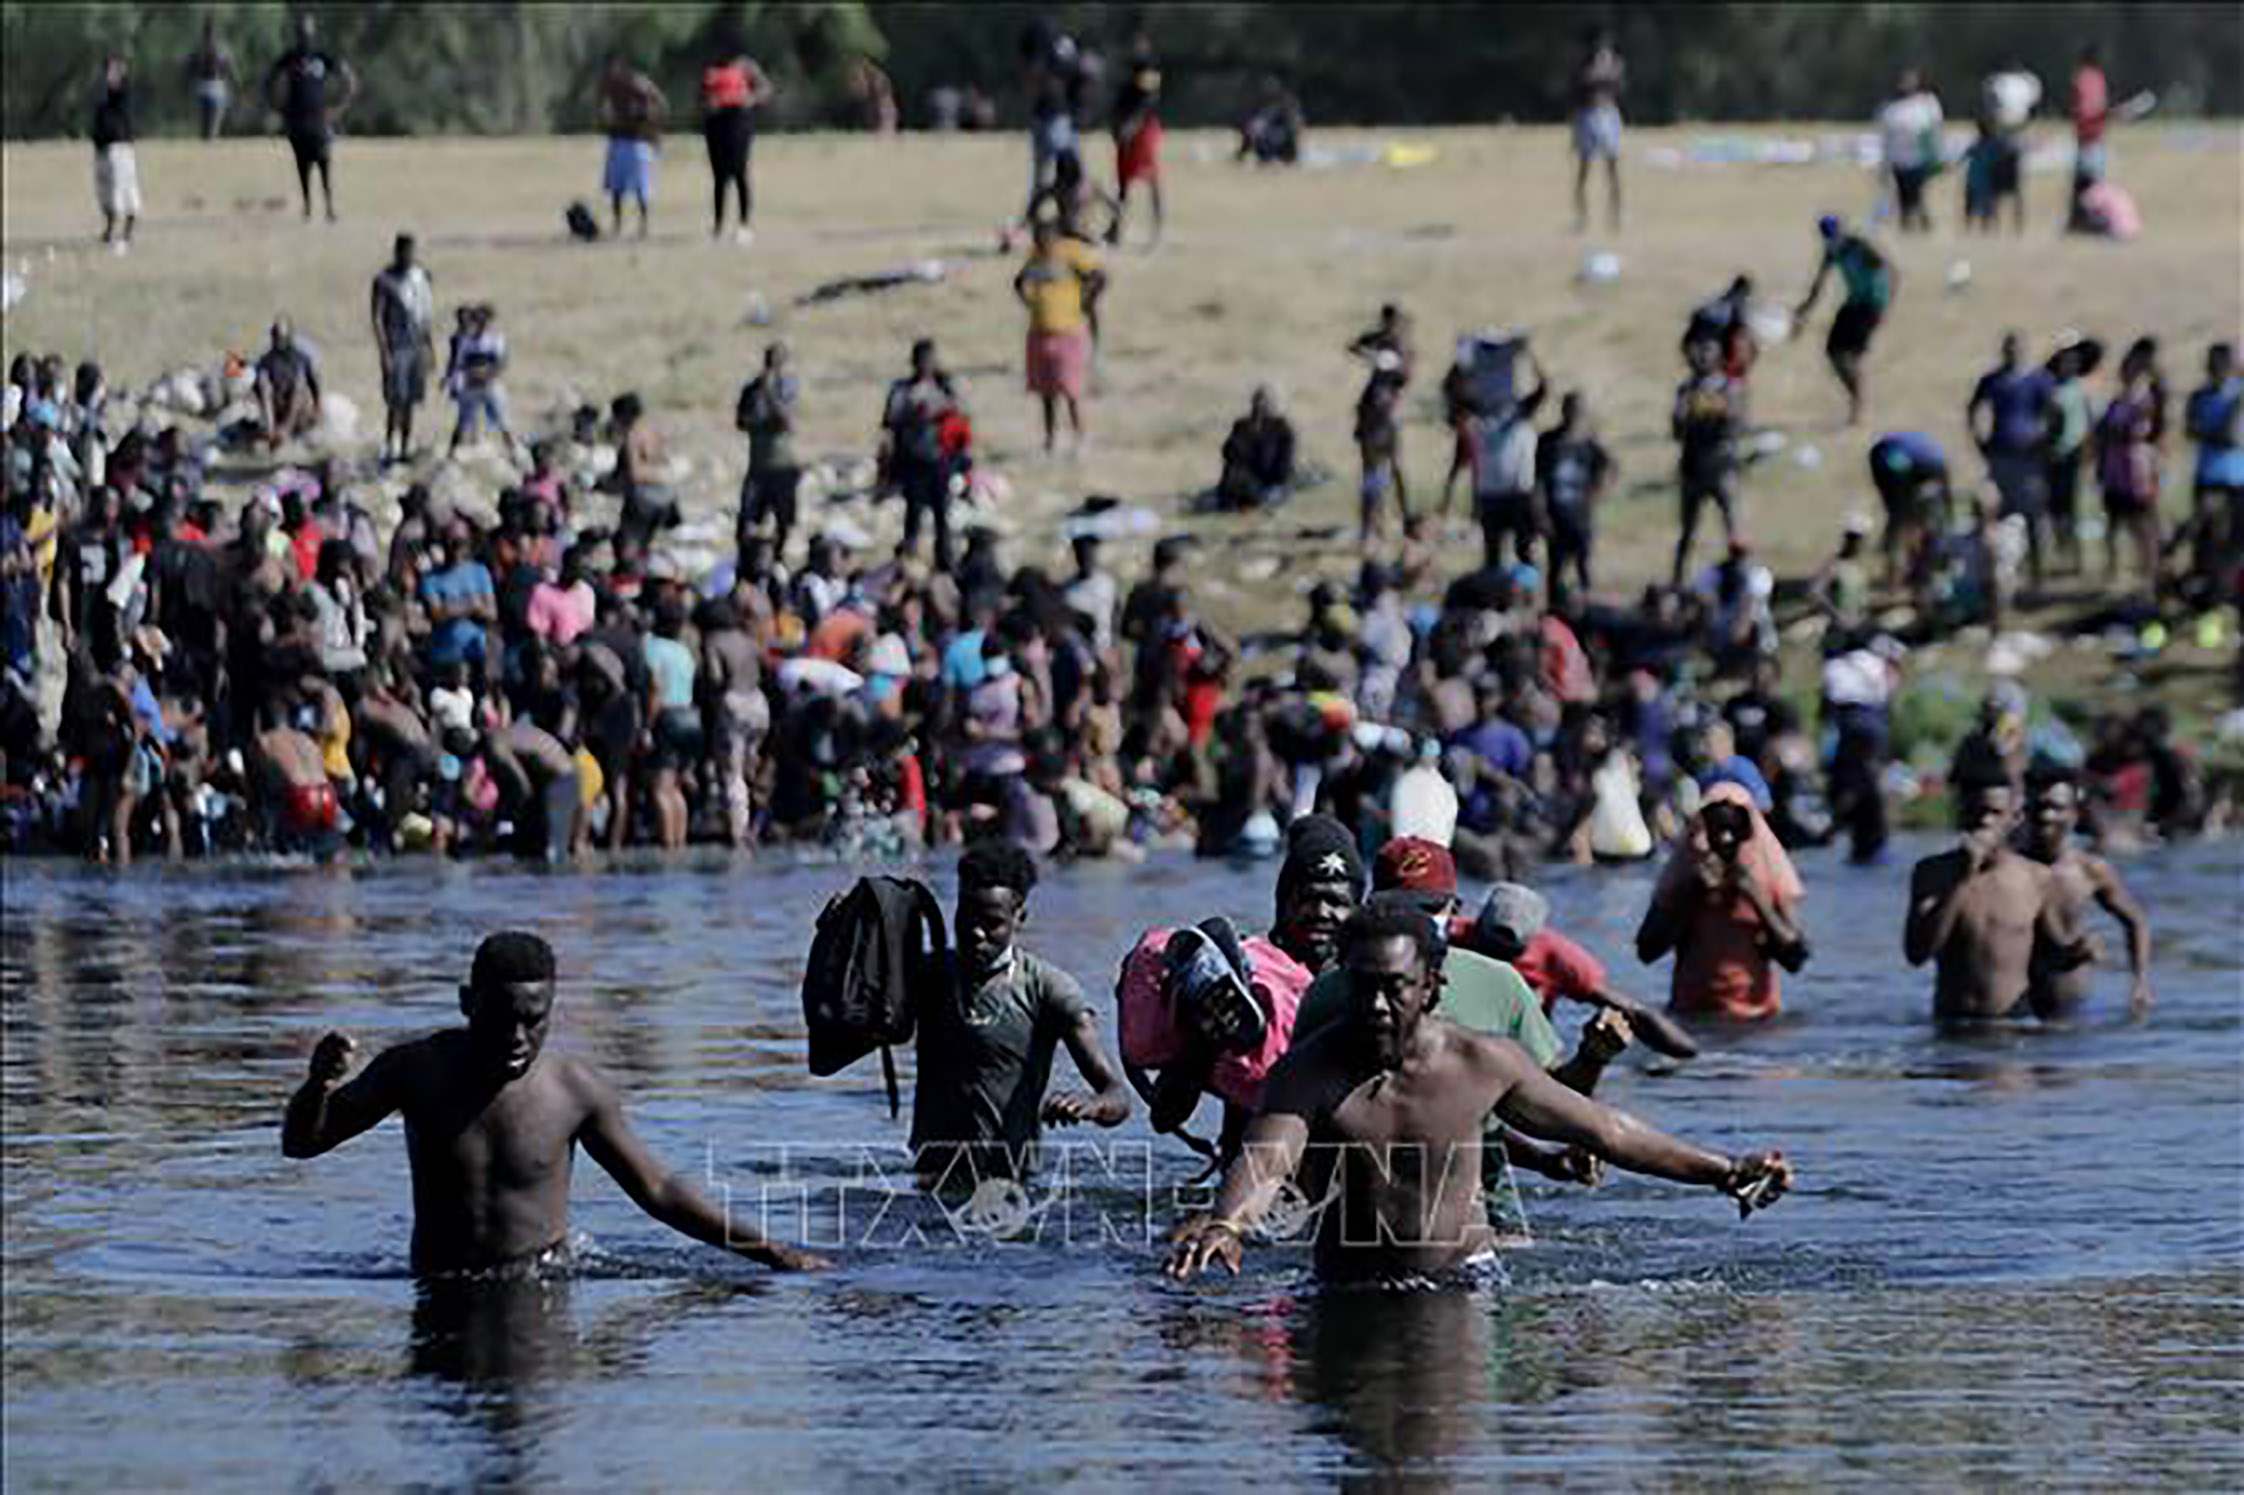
[1872,431,1945,478]
[420,560,494,667]
[942,629,989,691]
[1973,367,2056,456]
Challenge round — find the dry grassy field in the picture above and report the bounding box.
[3,122,2239,651]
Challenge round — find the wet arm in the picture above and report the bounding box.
[1495,1060,1731,1188]
[1635,880,1687,964]
[1904,855,1967,967]
[1148,1040,1218,1135]
[282,1042,406,1158]
[577,1070,816,1268]
[1204,1109,1311,1232]
[2091,861,2154,1008]
[1740,882,1811,972]
[1049,1009,1131,1126]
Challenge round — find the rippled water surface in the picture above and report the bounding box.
[5,840,2241,1490]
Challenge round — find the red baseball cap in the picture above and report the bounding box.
[1372,837,1458,911]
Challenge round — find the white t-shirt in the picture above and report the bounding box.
[1821,649,1895,709]
[1985,71,2041,130]
[1879,91,1945,169]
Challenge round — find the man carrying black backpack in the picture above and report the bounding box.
[911,843,1130,1187]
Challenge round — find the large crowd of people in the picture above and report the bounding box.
[5,11,2231,1311]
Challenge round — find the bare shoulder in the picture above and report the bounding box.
[1438,1019,1535,1082]
[544,1052,619,1117]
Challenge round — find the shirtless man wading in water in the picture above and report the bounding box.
[282,930,825,1275]
[1905,766,2095,1024]
[1167,904,1792,1285]
[2020,765,2154,1021]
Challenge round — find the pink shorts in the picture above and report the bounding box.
[1026,329,1089,400]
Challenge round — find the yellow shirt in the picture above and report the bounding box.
[1019,238,1100,336]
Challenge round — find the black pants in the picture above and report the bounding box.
[1830,704,1890,864]
[705,112,753,228]
[897,459,954,572]
[740,466,800,558]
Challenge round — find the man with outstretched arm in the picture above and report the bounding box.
[1168,904,1791,1285]
[282,930,825,1274]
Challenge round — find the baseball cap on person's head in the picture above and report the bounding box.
[1843,510,1874,538]
[1372,836,1458,915]
[1817,214,1842,241]
[1473,882,1549,961]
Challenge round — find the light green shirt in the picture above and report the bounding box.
[1294,948,1563,1234]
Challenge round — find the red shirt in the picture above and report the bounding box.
[1512,929,1609,1013]
[703,62,751,112]
[2072,65,2108,145]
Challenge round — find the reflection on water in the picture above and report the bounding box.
[4,839,2241,1488]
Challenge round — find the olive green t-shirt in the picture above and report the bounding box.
[911,949,1087,1184]
[1294,947,1563,1235]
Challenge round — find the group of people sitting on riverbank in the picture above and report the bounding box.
[1,296,2233,882]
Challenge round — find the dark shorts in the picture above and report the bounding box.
[652,706,705,769]
[2047,452,2082,521]
[1990,143,2021,196]
[741,466,800,533]
[1892,164,1932,214]
[287,129,330,171]
[1680,465,1736,513]
[1989,452,2048,519]
[1828,301,1883,359]
[381,343,428,410]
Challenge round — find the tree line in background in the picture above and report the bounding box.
[4,2,2238,140]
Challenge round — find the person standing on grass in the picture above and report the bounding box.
[599,54,668,240]
[444,304,514,457]
[266,14,355,223]
[1670,336,1743,587]
[183,16,236,141]
[1570,26,1626,233]
[701,46,774,243]
[2183,342,2243,574]
[1877,69,1944,235]
[369,234,435,466]
[1109,25,1165,248]
[1014,217,1105,457]
[90,56,140,253]
[1967,331,2058,598]
[2095,337,2168,597]
[2045,334,2100,576]
[1349,305,1415,546]
[1793,214,1893,426]
[881,338,967,572]
[735,341,802,562]
[2066,45,2110,234]
[1536,391,1612,601]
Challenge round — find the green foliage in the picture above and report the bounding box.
[3,2,2237,138]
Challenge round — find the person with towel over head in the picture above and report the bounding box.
[1636,782,1811,1022]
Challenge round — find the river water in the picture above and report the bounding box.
[4,839,2240,1490]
